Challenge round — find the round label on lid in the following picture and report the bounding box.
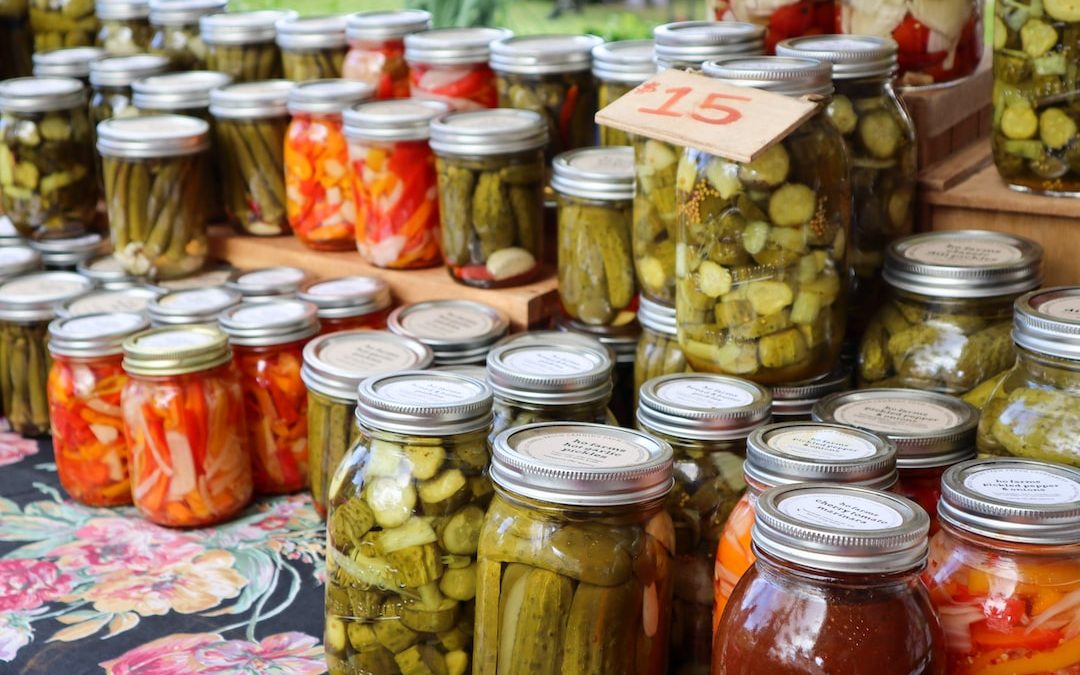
[307,277,379,296]
[63,313,144,336]
[964,468,1080,505]
[904,238,1023,267]
[502,348,595,375]
[380,377,480,405]
[833,397,960,433]
[321,335,419,372]
[656,379,755,408]
[238,268,305,286]
[161,288,235,310]
[159,269,233,290]
[68,292,151,315]
[768,428,878,460]
[1039,296,1080,321]
[232,302,306,325]
[778,493,905,530]
[515,431,651,469]
[2,276,86,301]
[139,330,216,349]
[401,306,494,339]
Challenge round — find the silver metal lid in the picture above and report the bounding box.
[0,272,93,322]
[555,316,642,363]
[200,10,297,45]
[149,0,227,26]
[32,47,106,80]
[552,146,635,201]
[343,98,449,142]
[30,233,104,269]
[0,215,24,245]
[300,329,434,401]
[813,389,978,469]
[148,286,242,326]
[0,77,86,113]
[753,484,929,574]
[637,296,676,337]
[218,299,319,346]
[404,27,512,65]
[346,10,431,41]
[637,373,771,441]
[154,261,235,291]
[429,109,548,156]
[0,246,42,280]
[297,275,391,320]
[486,338,613,406]
[592,39,656,84]
[77,253,140,287]
[58,286,162,318]
[89,54,170,88]
[96,114,210,158]
[287,79,373,115]
[883,231,1043,299]
[491,422,674,507]
[208,79,292,119]
[438,363,488,381]
[356,369,492,435]
[1013,286,1080,360]
[275,14,348,51]
[122,325,231,376]
[703,56,834,97]
[95,0,149,21]
[745,422,897,489]
[225,266,309,299]
[653,21,764,69]
[48,312,149,358]
[490,34,603,75]
[770,367,851,419]
[776,35,898,80]
[388,299,509,365]
[132,70,233,111]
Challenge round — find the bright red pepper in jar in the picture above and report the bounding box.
[404,27,511,111]
[343,11,430,100]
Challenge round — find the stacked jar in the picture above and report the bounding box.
[147,0,224,70]
[405,27,511,111]
[343,9,430,99]
[29,0,97,51]
[592,39,656,146]
[226,266,308,303]
[388,299,509,366]
[556,316,641,427]
[76,252,139,288]
[58,285,160,317]
[768,366,849,422]
[1,0,32,80]
[29,232,102,271]
[635,295,688,401]
[94,0,150,55]
[88,52,168,128]
[298,275,393,334]
[0,245,41,282]
[31,46,105,82]
[200,10,295,82]
[147,286,241,327]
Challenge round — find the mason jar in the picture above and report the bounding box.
[153,259,234,291]
[388,299,509,366]
[147,286,240,327]
[430,109,547,287]
[715,0,836,53]
[200,10,295,82]
[635,295,688,405]
[57,285,160,317]
[297,275,393,334]
[30,231,102,270]
[88,52,168,131]
[0,245,41,282]
[592,39,655,147]
[147,0,224,70]
[225,266,309,303]
[405,27,511,111]
[636,372,771,675]
[343,9,430,99]
[678,57,850,384]
[31,45,105,82]
[275,14,347,82]
[94,0,150,55]
[324,370,493,675]
[28,0,98,52]
[768,366,850,422]
[1,0,32,80]
[475,422,676,675]
[76,252,139,288]
[0,214,25,246]
[858,230,1043,394]
[555,316,641,427]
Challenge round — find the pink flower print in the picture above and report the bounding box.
[100,631,325,674]
[0,431,38,467]
[0,559,72,612]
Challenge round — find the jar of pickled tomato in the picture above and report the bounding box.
[58,285,161,318]
[404,27,511,111]
[343,9,430,99]
[225,266,309,303]
[388,299,508,366]
[275,14,347,82]
[768,366,850,422]
[592,39,655,147]
[147,286,241,328]
[297,275,393,334]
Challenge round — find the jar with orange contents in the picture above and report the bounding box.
[297,275,392,334]
[343,9,430,100]
[404,27,511,111]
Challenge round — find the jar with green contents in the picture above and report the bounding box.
[555,316,641,427]
[858,230,1043,394]
[88,52,168,126]
[1,0,32,81]
[147,0,224,70]
[29,0,97,52]
[94,0,150,55]
[147,286,240,327]
[31,45,105,82]
[768,366,849,422]
[226,266,309,303]
[276,14,347,82]
[29,231,102,270]
[388,299,509,367]
[635,21,764,305]
[301,329,433,518]
[475,421,676,675]
[133,69,232,118]
[635,295,688,402]
[58,285,160,317]
[636,372,769,675]
[0,245,41,282]
[677,57,850,384]
[200,10,295,83]
[592,39,655,147]
[324,370,493,675]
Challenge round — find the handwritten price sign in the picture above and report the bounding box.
[595,68,819,163]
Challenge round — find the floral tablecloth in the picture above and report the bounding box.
[0,429,329,674]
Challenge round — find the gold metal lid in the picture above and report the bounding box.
[122,325,231,376]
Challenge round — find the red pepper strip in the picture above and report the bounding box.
[432,66,492,98]
[456,263,494,282]
[184,380,208,474]
[559,84,579,148]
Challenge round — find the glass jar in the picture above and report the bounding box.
[152,259,234,291]
[0,0,32,81]
[276,14,347,82]
[29,0,98,52]
[678,57,850,384]
[209,80,293,236]
[592,39,656,147]
[225,266,309,303]
[57,285,160,317]
[343,9,430,99]
[430,109,547,287]
[636,373,771,675]
[769,366,849,421]
[344,98,448,269]
[858,231,1043,394]
[476,422,676,674]
[388,299,508,366]
[0,77,97,240]
[924,458,1080,673]
[0,271,92,436]
[30,231,103,270]
[47,311,148,505]
[635,296,688,404]
[147,0,224,70]
[121,325,252,526]
[94,0,149,55]
[405,27,511,111]
[147,286,240,327]
[88,52,168,130]
[301,329,433,517]
[31,45,105,82]
[715,484,943,673]
[635,22,764,305]
[297,275,393,334]
[0,245,41,282]
[324,370,493,675]
[0,214,26,246]
[200,10,294,83]
[219,299,319,496]
[555,316,641,427]
[715,0,835,53]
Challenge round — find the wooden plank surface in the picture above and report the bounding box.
[899,49,992,138]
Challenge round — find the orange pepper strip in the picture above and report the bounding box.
[970,635,1080,675]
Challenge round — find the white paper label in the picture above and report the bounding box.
[964,468,1080,505]
[380,377,479,405]
[321,336,419,374]
[778,493,904,530]
[401,306,494,340]
[238,267,305,287]
[68,292,151,316]
[515,432,650,468]
[768,428,877,460]
[139,330,215,349]
[2,276,87,302]
[1039,296,1080,321]
[833,398,960,433]
[502,348,595,375]
[63,312,144,336]
[161,288,235,311]
[232,302,306,325]
[904,238,1023,267]
[308,277,379,297]
[656,379,754,408]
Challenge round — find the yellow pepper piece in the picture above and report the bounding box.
[974,635,1080,675]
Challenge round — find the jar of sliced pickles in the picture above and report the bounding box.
[475,422,676,675]
[593,39,655,147]
[30,231,103,270]
[430,109,547,287]
[1,0,32,80]
[678,57,850,384]
[147,0,223,69]
[405,27,511,111]
[0,245,41,282]
[94,0,149,55]
[147,286,240,327]
[388,300,509,366]
[0,270,93,436]
[275,14,346,82]
[226,266,309,303]
[635,295,688,403]
[0,77,97,240]
[636,373,770,674]
[324,369,493,675]
[343,9,429,99]
[88,53,168,128]
[555,316,641,427]
[768,366,849,422]
[858,231,1043,394]
[301,329,433,517]
[344,98,448,269]
[298,275,393,334]
[29,0,97,52]
[58,285,160,317]
[200,10,295,82]
[31,45,105,82]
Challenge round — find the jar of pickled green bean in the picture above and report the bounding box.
[276,14,347,82]
[94,0,150,55]
[200,10,294,83]
[29,0,98,52]
[147,0,224,70]
[592,39,655,147]
[635,295,688,404]
[147,286,241,327]
[31,45,104,82]
[388,300,508,366]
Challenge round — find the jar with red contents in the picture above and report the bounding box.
[712,0,834,54]
[404,26,511,111]
[297,275,392,334]
[343,9,430,99]
[225,266,310,303]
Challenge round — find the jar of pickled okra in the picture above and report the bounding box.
[324,369,493,675]
[31,45,105,82]
[219,299,318,496]
[121,325,253,526]
[476,422,676,675]
[555,316,641,427]
[147,0,223,70]
[275,14,347,82]
[0,245,41,282]
[715,484,942,673]
[147,286,240,327]
[30,231,102,270]
[343,9,429,99]
[301,329,433,517]
[47,311,148,506]
[592,39,655,147]
[94,0,150,55]
[297,275,393,334]
[152,259,235,291]
[225,266,309,303]
[76,252,139,288]
[0,270,94,436]
[209,79,293,237]
[58,285,160,317]
[768,366,849,422]
[28,0,97,52]
[430,109,547,287]
[635,21,764,305]
[200,10,294,83]
[1,0,32,81]
[88,52,168,129]
[858,230,1043,394]
[635,295,687,403]
[404,27,512,111]
[388,300,508,366]
[344,98,448,269]
[0,77,96,240]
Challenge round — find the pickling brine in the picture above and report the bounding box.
[343,10,429,99]
[405,27,511,111]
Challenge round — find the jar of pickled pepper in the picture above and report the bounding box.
[343,9,430,100]
[405,27,512,111]
[298,275,393,334]
[635,295,688,404]
[0,245,41,283]
[768,366,849,422]
[147,286,241,328]
[636,372,771,674]
[592,39,656,147]
[388,299,508,366]
[200,10,295,83]
[31,45,105,83]
[148,0,224,70]
[1,0,32,81]
[275,14,347,82]
[30,231,103,271]
[225,266,309,303]
[555,316,641,427]
[28,0,98,52]
[58,285,161,318]
[47,311,148,506]
[94,0,150,56]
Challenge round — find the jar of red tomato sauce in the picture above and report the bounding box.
[343,9,430,100]
[404,26,512,111]
[226,266,310,303]
[297,275,392,334]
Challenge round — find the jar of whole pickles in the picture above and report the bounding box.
[29,0,97,52]
[592,39,655,146]
[678,57,850,384]
[555,316,641,426]
[297,275,393,334]
[344,98,449,269]
[343,9,430,99]
[58,285,160,317]
[1,0,32,81]
[430,109,547,287]
[768,366,849,421]
[147,286,241,327]
[121,325,253,526]
[31,45,105,82]
[388,299,509,366]
[219,299,319,496]
[226,266,309,302]
[94,0,149,55]
[858,230,1043,393]
[47,311,148,505]
[0,245,41,282]
[0,77,97,240]
[200,10,295,82]
[152,258,234,291]
[476,422,676,674]
[405,27,511,111]
[88,53,168,127]
[76,252,139,288]
[147,0,224,69]
[635,295,688,402]
[324,369,493,675]
[30,231,103,270]
[301,329,433,517]
[276,14,347,82]
[636,372,769,674]
[0,271,94,436]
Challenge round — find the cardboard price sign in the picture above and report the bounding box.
[595,68,819,163]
